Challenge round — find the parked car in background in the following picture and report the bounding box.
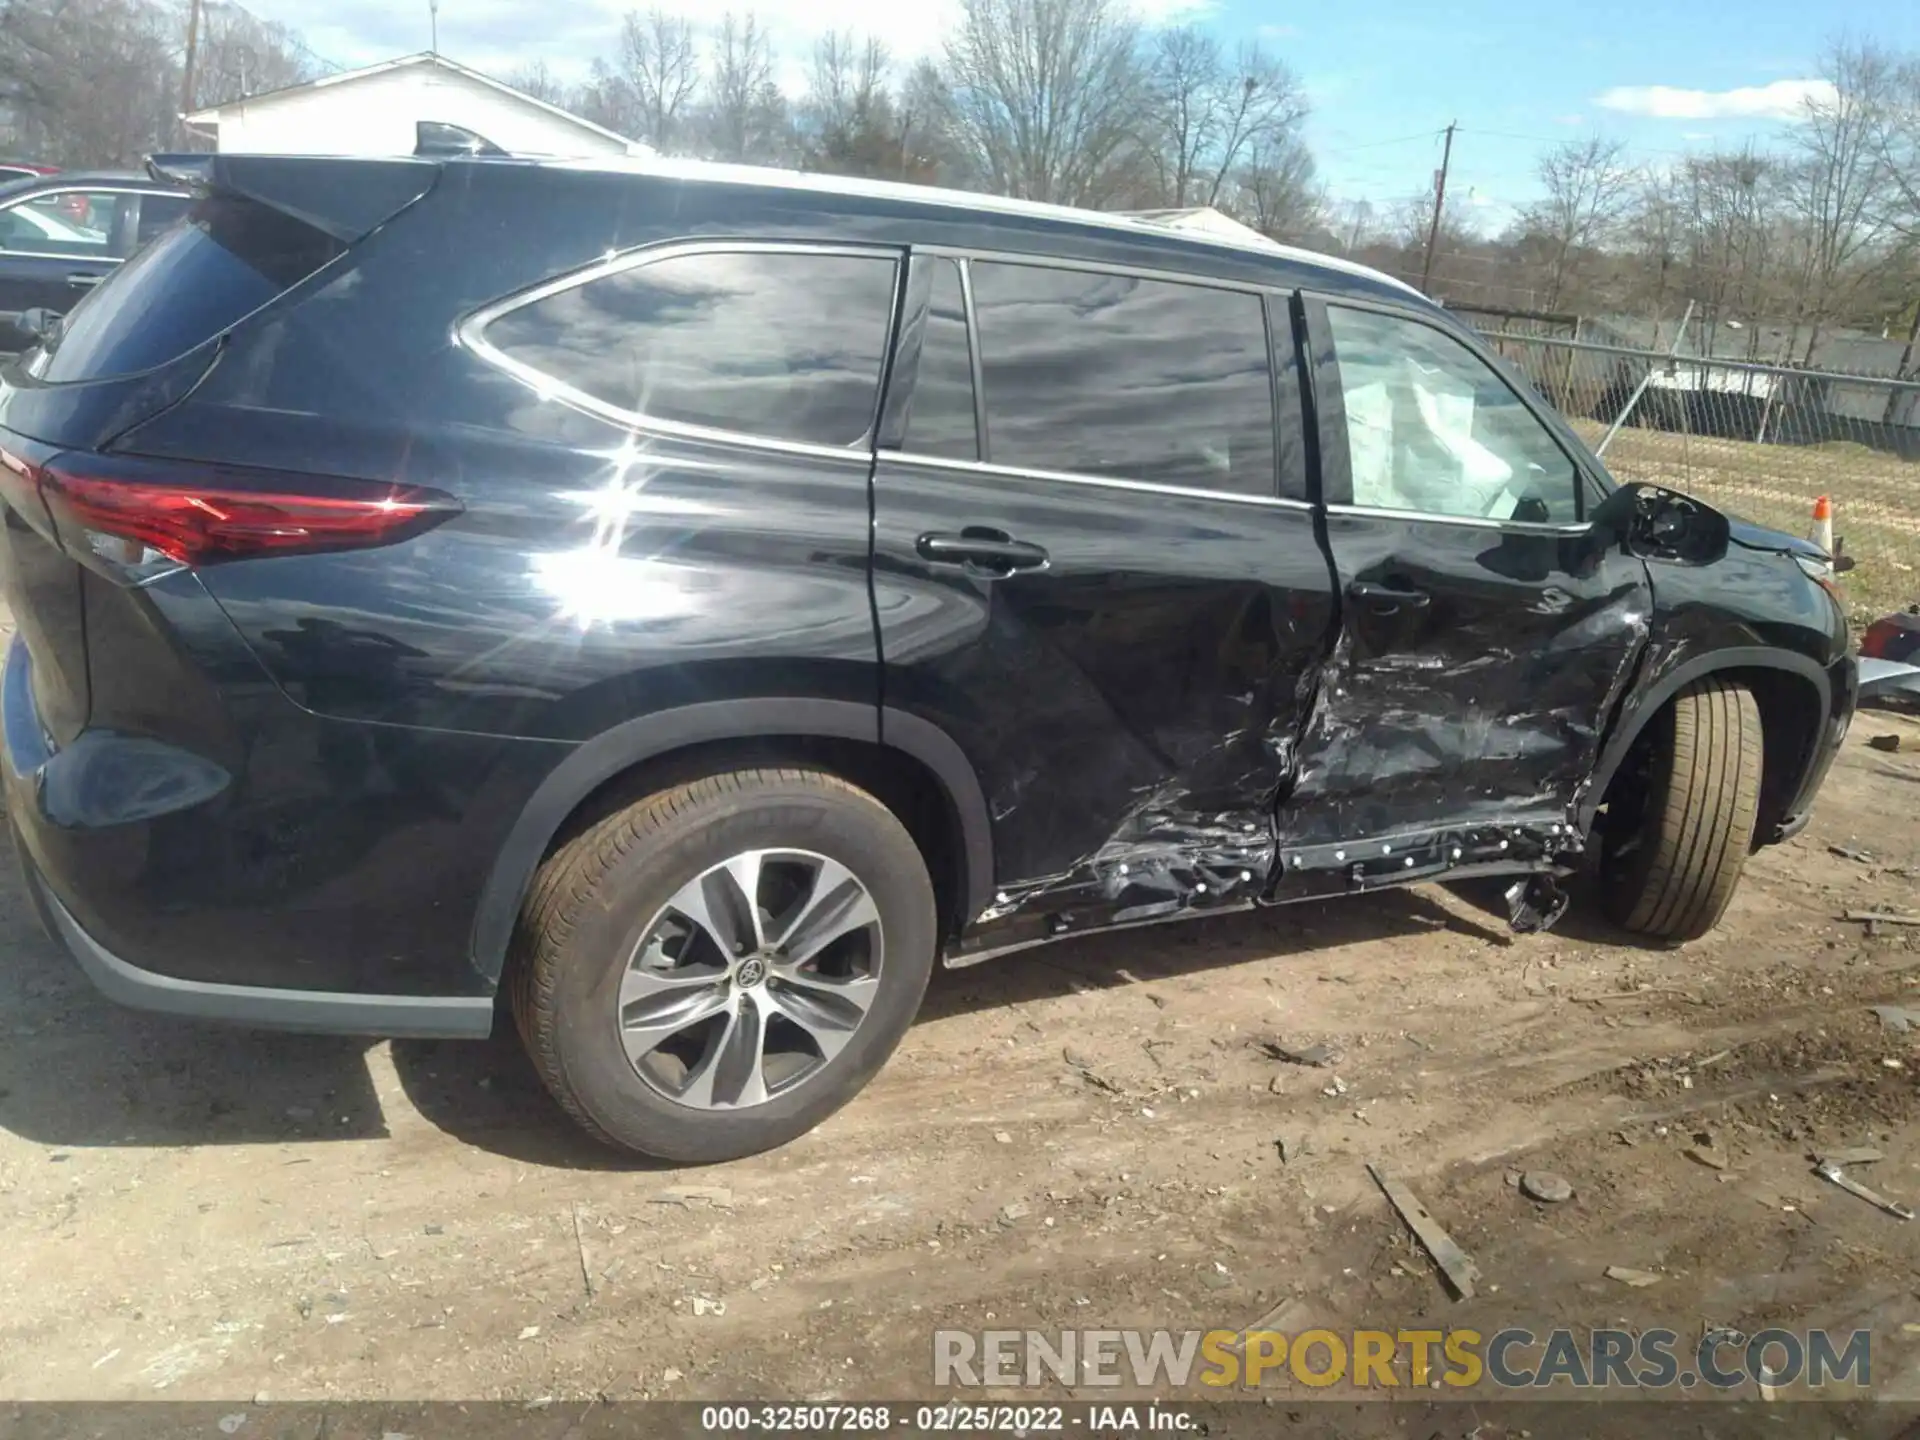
[0,151,1854,1164]
[0,162,59,185]
[0,171,188,351]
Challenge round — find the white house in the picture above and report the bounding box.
[185,52,641,159]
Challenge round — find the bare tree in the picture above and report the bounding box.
[502,60,570,108]
[0,0,179,166]
[701,11,789,164]
[1784,39,1896,360]
[1517,137,1633,310]
[622,8,699,150]
[1222,129,1320,241]
[1145,27,1306,209]
[940,0,1146,206]
[800,33,916,178]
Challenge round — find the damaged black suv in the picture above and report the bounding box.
[0,152,1854,1161]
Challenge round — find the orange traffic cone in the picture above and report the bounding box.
[1811,495,1833,557]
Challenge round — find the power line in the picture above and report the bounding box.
[1319,128,1448,158]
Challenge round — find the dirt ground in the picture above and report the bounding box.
[5,697,1920,1430]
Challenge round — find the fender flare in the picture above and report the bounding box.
[1577,646,1832,832]
[467,699,995,985]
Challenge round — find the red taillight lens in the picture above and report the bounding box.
[40,465,461,566]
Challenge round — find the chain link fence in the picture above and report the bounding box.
[1479,331,1920,618]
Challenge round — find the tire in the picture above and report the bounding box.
[1601,678,1763,942]
[510,767,937,1162]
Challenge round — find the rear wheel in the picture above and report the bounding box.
[1600,678,1763,942]
[511,767,937,1162]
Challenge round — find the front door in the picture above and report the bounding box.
[870,251,1336,949]
[1274,294,1652,895]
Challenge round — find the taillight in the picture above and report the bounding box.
[36,460,460,568]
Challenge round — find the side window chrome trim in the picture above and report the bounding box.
[456,237,905,457]
[1325,502,1590,535]
[883,449,1316,511]
[912,241,1289,299]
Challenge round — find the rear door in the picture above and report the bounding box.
[0,187,137,349]
[1274,293,1652,895]
[870,251,1334,941]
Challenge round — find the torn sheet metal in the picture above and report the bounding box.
[951,787,1277,964]
[1272,541,1650,907]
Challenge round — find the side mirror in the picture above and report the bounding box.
[14,306,60,345]
[1589,482,1729,567]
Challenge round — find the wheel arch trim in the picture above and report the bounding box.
[468,700,994,986]
[1577,646,1831,833]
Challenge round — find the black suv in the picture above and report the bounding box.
[0,152,1854,1162]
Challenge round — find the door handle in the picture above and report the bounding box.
[916,529,1050,576]
[65,273,102,288]
[1348,579,1431,611]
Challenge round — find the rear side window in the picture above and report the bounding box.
[968,261,1276,497]
[483,249,900,449]
[903,258,978,460]
[31,194,343,383]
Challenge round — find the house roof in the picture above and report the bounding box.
[184,52,634,151]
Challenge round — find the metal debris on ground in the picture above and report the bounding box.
[1258,1038,1341,1068]
[1818,1146,1885,1166]
[1604,1266,1663,1287]
[1828,844,1875,863]
[1871,1005,1920,1033]
[1519,1171,1574,1203]
[1868,734,1904,753]
[1844,910,1920,928]
[1815,1160,1916,1220]
[1367,1163,1481,1300]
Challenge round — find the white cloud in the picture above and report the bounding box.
[1594,78,1836,121]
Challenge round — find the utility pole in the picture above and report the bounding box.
[429,0,439,54]
[179,0,202,146]
[1419,121,1456,296]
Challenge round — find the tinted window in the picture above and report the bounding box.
[968,262,1275,496]
[486,250,899,449]
[903,258,977,460]
[32,194,343,383]
[133,194,190,249]
[1328,306,1580,524]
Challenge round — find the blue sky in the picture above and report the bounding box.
[246,0,1910,224]
[1263,0,1915,225]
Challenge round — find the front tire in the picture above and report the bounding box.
[1601,678,1763,942]
[511,767,937,1162]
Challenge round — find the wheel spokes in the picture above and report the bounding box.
[617,977,731,1064]
[678,993,771,1108]
[776,857,880,965]
[765,967,878,1062]
[618,847,884,1111]
[667,857,763,960]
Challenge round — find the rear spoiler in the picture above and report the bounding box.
[146,152,439,244]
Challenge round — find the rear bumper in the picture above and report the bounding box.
[1,622,551,1032]
[15,836,493,1038]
